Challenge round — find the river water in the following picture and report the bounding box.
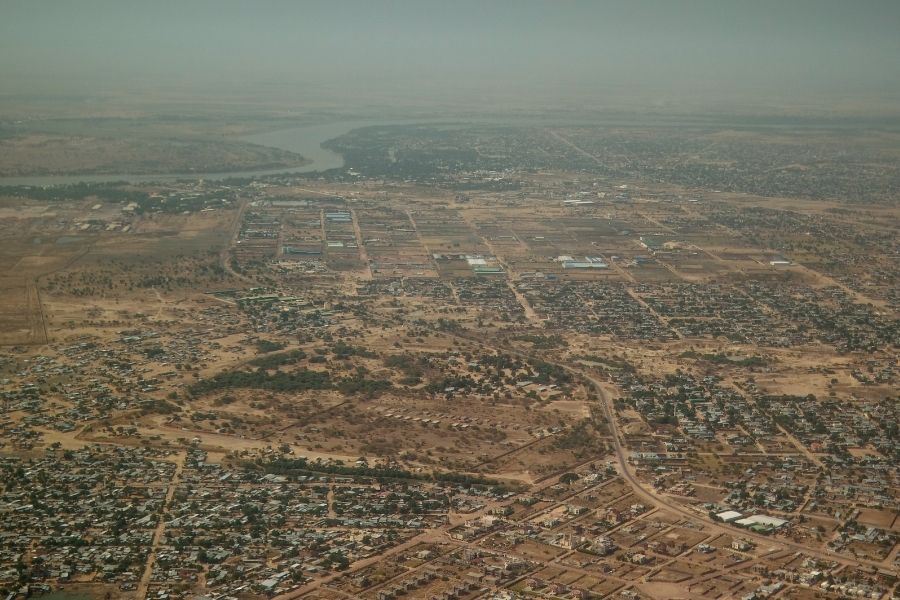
[0,119,414,187]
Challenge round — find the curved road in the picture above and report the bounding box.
[577,368,885,571]
[444,328,886,572]
[268,325,886,600]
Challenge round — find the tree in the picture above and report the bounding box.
[559,472,580,485]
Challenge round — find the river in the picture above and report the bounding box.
[0,119,416,187]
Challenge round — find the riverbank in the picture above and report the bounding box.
[0,119,422,187]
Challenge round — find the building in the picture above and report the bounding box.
[716,510,743,523]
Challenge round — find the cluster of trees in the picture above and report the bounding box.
[130,191,236,214]
[679,351,767,367]
[143,346,166,358]
[0,182,146,203]
[335,375,392,397]
[331,341,376,359]
[426,375,478,395]
[190,366,392,398]
[513,334,568,349]
[553,420,601,456]
[0,182,237,214]
[190,368,331,394]
[530,359,572,385]
[248,349,307,369]
[256,339,287,353]
[259,456,508,489]
[435,318,462,332]
[140,398,182,416]
[383,354,425,385]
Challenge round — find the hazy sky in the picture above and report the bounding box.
[2,0,899,111]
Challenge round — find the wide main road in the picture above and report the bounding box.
[576,367,886,571]
[442,328,886,572]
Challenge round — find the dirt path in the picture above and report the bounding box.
[150,287,166,320]
[470,430,559,474]
[349,207,372,279]
[637,210,678,235]
[273,530,444,599]
[683,204,891,311]
[326,484,337,519]
[220,199,254,283]
[136,450,186,599]
[27,278,48,345]
[774,422,825,469]
[793,262,887,309]
[505,279,541,324]
[608,258,637,284]
[148,421,360,463]
[547,129,604,165]
[457,208,541,325]
[437,326,886,571]
[882,542,899,568]
[624,286,682,338]
[579,368,883,570]
[404,209,441,274]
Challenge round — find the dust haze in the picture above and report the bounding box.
[1,4,899,600]
[2,0,900,115]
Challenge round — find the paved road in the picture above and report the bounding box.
[264,311,889,599]
[442,327,886,571]
[577,368,885,571]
